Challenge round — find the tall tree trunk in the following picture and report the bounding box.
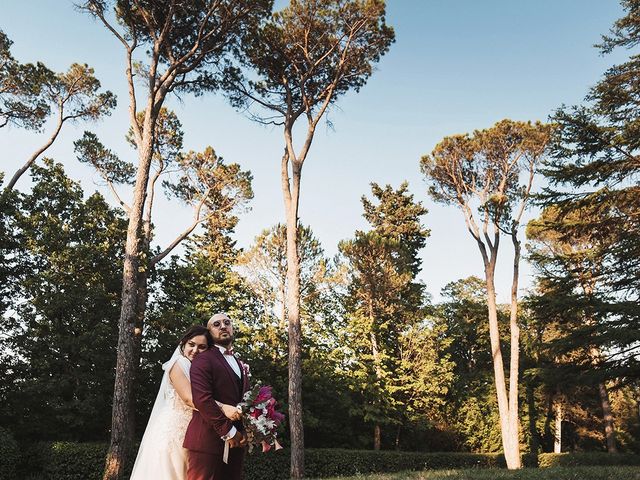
[484,256,521,469]
[369,301,382,451]
[103,137,154,480]
[283,155,304,480]
[598,382,617,453]
[130,231,151,433]
[374,425,381,451]
[543,392,554,451]
[506,233,522,466]
[588,346,618,453]
[554,398,562,453]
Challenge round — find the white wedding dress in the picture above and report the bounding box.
[130,348,193,480]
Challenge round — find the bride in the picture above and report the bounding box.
[130,325,241,480]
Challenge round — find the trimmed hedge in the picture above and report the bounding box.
[17,443,135,480]
[265,449,507,478]
[41,443,110,480]
[537,452,640,468]
[16,442,640,480]
[0,427,19,480]
[19,443,110,480]
[246,449,506,479]
[247,450,640,478]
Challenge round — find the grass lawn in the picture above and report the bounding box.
[309,466,640,480]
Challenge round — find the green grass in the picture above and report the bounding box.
[309,466,640,480]
[20,465,640,480]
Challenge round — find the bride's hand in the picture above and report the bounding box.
[220,403,242,421]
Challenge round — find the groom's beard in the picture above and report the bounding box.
[217,336,233,347]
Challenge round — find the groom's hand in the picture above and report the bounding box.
[228,430,246,448]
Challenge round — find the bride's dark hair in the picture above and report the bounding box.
[178,325,213,352]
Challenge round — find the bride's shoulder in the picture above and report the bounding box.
[170,354,193,379]
[176,355,192,368]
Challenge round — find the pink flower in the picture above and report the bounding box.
[271,410,285,425]
[265,398,285,425]
[264,398,283,425]
[261,440,271,453]
[265,400,275,417]
[254,386,273,404]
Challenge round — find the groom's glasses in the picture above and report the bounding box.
[211,319,232,328]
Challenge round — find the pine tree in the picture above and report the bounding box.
[534,2,640,451]
[228,2,395,473]
[339,182,429,449]
[422,119,553,468]
[1,159,126,441]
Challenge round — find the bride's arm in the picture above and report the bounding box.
[169,363,196,409]
[169,364,242,420]
[216,402,242,421]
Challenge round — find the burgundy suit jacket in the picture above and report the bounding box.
[183,347,250,454]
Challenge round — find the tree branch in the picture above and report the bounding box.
[150,188,211,266]
[5,107,64,191]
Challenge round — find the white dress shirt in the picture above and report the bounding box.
[215,344,241,377]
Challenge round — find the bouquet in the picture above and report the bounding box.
[239,383,285,453]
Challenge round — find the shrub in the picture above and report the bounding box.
[18,442,640,479]
[245,448,290,480]
[40,443,108,480]
[245,449,506,479]
[0,427,19,480]
[18,442,135,480]
[17,445,506,480]
[538,452,640,468]
[15,442,48,480]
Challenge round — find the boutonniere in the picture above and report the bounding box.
[239,361,251,379]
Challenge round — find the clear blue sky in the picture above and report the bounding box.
[1,1,626,302]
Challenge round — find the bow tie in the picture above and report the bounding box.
[223,347,233,356]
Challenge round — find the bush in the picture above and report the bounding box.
[17,442,135,480]
[245,448,290,480]
[0,427,19,480]
[15,442,48,480]
[15,445,506,480]
[40,443,108,480]
[17,442,640,480]
[245,449,506,479]
[538,452,640,468]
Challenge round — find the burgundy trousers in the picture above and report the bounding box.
[186,448,245,480]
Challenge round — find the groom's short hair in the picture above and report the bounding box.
[207,312,231,328]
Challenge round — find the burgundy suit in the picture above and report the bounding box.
[183,347,250,480]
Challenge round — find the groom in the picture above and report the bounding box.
[184,313,249,480]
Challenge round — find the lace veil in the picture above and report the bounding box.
[130,346,190,478]
[151,346,189,419]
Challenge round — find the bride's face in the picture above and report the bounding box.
[183,334,209,361]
